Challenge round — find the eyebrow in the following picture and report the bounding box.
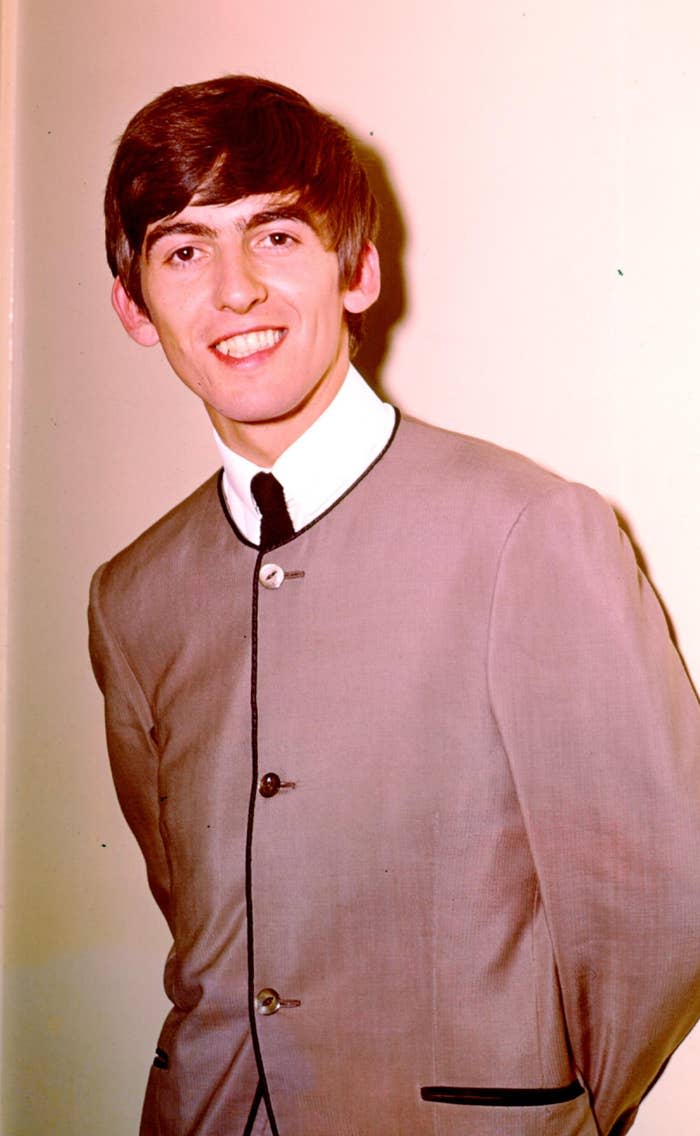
[143,205,318,259]
[246,205,316,231]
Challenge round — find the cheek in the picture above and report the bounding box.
[314,282,349,329]
[141,279,197,333]
[152,308,198,352]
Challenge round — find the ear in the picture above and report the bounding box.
[111,277,160,347]
[343,241,381,315]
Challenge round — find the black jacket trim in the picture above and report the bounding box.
[420,1080,585,1107]
[242,1081,264,1136]
[216,407,401,550]
[245,554,279,1136]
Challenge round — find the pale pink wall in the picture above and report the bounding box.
[3,2,698,1132]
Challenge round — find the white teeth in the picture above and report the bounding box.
[215,328,283,359]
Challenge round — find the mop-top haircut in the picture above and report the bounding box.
[104,75,379,352]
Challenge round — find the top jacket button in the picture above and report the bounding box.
[255,988,281,1015]
[259,563,285,589]
[254,987,302,1015]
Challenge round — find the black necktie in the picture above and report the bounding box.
[251,472,295,550]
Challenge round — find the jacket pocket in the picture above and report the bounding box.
[152,1046,169,1070]
[420,1080,584,1106]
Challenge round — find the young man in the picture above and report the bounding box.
[89,76,700,1136]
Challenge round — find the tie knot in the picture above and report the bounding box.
[251,472,294,549]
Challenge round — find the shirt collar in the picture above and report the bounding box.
[214,364,396,544]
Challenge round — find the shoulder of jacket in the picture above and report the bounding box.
[90,472,223,600]
[394,414,574,507]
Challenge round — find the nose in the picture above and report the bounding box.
[214,248,267,312]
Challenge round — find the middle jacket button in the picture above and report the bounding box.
[259,772,282,798]
[258,772,297,798]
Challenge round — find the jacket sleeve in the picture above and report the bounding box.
[88,563,173,928]
[487,481,700,1136]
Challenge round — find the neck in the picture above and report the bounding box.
[211,417,302,467]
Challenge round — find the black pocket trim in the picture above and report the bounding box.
[420,1080,584,1107]
[152,1046,169,1070]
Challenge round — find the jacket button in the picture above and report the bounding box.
[255,988,281,1015]
[258,773,296,798]
[259,772,281,798]
[259,563,284,589]
[255,987,302,1015]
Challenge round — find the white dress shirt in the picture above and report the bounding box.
[213,365,396,545]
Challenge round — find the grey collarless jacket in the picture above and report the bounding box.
[89,415,700,1136]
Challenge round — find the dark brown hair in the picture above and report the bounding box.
[105,75,378,351]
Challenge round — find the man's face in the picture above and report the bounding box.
[112,194,379,463]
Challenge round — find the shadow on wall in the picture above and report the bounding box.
[351,137,408,401]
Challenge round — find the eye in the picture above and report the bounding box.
[260,231,298,249]
[170,245,198,262]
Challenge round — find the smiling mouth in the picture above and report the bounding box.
[214,328,285,359]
